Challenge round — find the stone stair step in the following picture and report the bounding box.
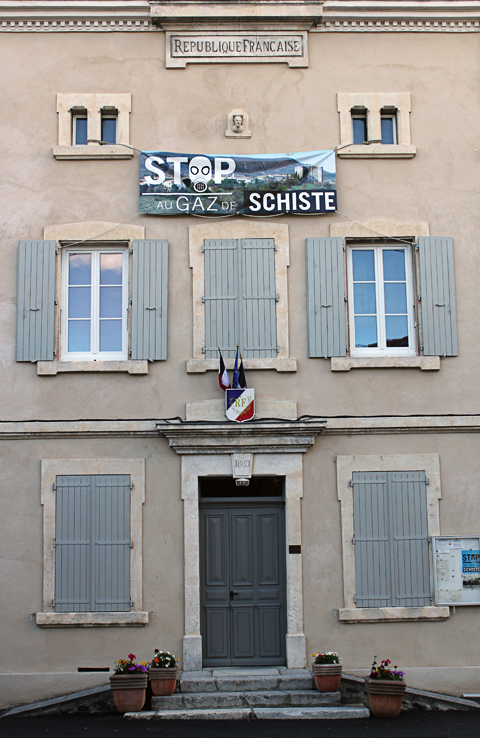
[152,690,340,711]
[253,705,370,720]
[178,668,314,693]
[126,705,369,720]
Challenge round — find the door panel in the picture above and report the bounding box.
[201,500,286,666]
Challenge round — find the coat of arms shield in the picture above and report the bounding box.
[225,389,255,423]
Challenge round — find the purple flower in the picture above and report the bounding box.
[128,665,135,671]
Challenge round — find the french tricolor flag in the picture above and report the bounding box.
[218,348,231,391]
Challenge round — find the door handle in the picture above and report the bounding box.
[230,590,240,600]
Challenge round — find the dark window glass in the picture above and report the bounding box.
[352,117,367,144]
[381,117,395,145]
[200,476,284,498]
[101,118,116,144]
[75,118,87,145]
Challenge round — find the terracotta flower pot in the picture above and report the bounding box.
[312,663,342,692]
[149,666,178,696]
[109,673,148,713]
[364,675,406,718]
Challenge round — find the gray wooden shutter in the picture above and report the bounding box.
[204,239,239,359]
[131,240,168,360]
[353,470,431,608]
[55,476,92,612]
[390,471,431,607]
[418,237,458,356]
[306,237,346,357]
[94,475,131,612]
[16,240,56,362]
[241,239,277,358]
[352,472,392,607]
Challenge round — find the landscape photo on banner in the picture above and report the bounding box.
[140,150,336,216]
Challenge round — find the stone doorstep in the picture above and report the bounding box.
[179,668,314,693]
[126,706,370,720]
[152,690,341,710]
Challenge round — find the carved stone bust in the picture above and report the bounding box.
[226,109,251,138]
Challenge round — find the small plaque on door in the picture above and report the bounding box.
[232,453,253,478]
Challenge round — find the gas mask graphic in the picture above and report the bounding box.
[188,156,212,193]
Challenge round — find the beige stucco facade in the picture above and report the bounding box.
[1,0,480,709]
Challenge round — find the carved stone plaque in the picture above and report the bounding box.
[165,31,308,68]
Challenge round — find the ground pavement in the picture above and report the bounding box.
[1,712,480,738]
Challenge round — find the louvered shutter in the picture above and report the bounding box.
[418,237,458,356]
[131,240,168,360]
[94,475,131,612]
[204,239,239,359]
[352,472,392,607]
[390,471,430,607]
[306,237,346,357]
[16,240,56,361]
[241,239,277,358]
[353,470,431,608]
[55,476,92,612]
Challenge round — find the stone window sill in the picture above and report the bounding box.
[53,145,134,160]
[331,356,440,372]
[187,357,297,373]
[337,144,416,159]
[36,612,149,627]
[339,606,449,623]
[37,360,148,375]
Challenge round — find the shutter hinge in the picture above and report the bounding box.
[130,539,133,548]
[52,482,56,491]
[201,245,205,252]
[346,345,349,352]
[130,598,134,608]
[349,479,353,487]
[420,344,424,352]
[344,295,347,302]
[54,298,58,305]
[52,539,56,549]
[343,245,346,251]
[129,349,132,357]
[425,477,430,485]
[201,296,205,303]
[129,299,132,305]
[275,294,279,302]
[52,598,56,607]
[351,536,355,545]
[130,481,134,490]
[130,248,133,254]
[274,244,277,251]
[276,346,279,353]
[55,248,59,255]
[417,294,422,302]
[353,595,357,603]
[202,345,206,354]
[53,350,57,357]
[415,244,419,251]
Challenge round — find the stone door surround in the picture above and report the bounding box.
[157,408,326,670]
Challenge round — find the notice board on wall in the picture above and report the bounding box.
[432,536,480,606]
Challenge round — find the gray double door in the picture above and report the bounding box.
[200,502,286,666]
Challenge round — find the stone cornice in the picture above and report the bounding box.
[0,1,479,32]
[2,415,480,440]
[156,418,327,454]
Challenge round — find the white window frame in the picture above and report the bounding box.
[61,246,129,362]
[380,110,397,145]
[336,454,449,623]
[347,243,416,358]
[72,112,88,146]
[36,458,148,627]
[101,110,118,144]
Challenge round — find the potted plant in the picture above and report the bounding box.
[148,649,179,696]
[365,657,406,718]
[109,653,148,713]
[311,651,342,692]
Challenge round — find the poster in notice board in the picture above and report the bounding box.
[432,536,480,606]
